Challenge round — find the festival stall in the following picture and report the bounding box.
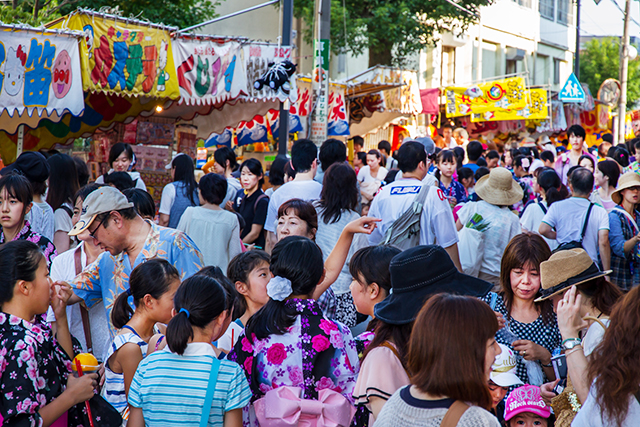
[0,24,86,163]
[344,66,423,145]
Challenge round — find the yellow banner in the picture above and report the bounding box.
[50,12,179,99]
[445,77,527,117]
[470,89,549,122]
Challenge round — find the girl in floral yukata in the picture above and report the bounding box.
[0,240,97,426]
[0,173,56,267]
[228,235,360,426]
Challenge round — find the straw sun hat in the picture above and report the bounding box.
[611,172,640,205]
[535,249,611,302]
[474,167,523,206]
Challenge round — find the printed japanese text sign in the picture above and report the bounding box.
[445,77,527,117]
[471,88,549,122]
[50,12,179,99]
[173,38,247,106]
[0,27,84,120]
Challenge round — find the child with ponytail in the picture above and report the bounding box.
[228,236,360,427]
[127,275,251,427]
[102,259,180,422]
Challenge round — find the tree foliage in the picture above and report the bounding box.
[580,37,640,109]
[294,0,492,67]
[0,0,220,29]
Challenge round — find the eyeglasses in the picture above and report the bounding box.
[89,213,109,239]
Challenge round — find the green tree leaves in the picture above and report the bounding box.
[579,37,640,109]
[294,0,492,67]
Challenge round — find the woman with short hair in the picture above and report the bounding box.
[375,293,502,427]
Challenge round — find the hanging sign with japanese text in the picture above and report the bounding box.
[172,38,247,106]
[446,76,527,117]
[50,11,180,99]
[0,27,84,122]
[470,88,549,122]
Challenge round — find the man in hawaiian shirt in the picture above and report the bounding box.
[65,186,204,336]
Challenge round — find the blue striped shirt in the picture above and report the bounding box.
[128,343,251,426]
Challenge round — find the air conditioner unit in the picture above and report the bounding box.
[506,47,526,61]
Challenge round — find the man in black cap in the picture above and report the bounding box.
[1,152,54,240]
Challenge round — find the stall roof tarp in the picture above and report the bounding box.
[0,24,85,133]
[343,65,422,115]
[48,9,180,100]
[0,91,159,164]
[344,66,406,98]
[343,66,422,136]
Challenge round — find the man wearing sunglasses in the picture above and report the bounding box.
[64,186,204,337]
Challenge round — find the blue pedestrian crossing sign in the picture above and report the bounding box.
[559,73,585,103]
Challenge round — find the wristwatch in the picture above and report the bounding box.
[562,338,582,351]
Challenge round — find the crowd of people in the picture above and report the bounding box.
[0,127,639,427]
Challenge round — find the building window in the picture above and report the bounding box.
[513,0,532,7]
[557,0,572,25]
[554,58,562,85]
[506,59,518,75]
[441,46,456,87]
[539,0,555,20]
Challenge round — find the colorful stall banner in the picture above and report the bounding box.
[243,43,293,103]
[49,10,180,99]
[266,109,303,136]
[172,38,247,106]
[596,104,610,130]
[470,89,549,122]
[327,90,349,136]
[0,26,84,128]
[204,127,234,147]
[237,115,270,146]
[445,76,527,117]
[626,110,640,139]
[0,91,158,163]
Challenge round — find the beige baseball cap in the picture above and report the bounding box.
[68,186,134,236]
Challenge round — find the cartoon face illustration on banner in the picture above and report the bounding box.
[83,25,95,58]
[157,40,169,92]
[52,50,72,98]
[4,46,26,97]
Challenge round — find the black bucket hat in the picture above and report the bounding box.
[374,245,493,325]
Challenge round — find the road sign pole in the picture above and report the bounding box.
[617,0,632,144]
[278,0,294,156]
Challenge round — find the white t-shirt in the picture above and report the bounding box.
[96,170,147,191]
[541,197,610,263]
[45,242,111,361]
[457,201,522,278]
[53,203,74,233]
[583,319,609,357]
[158,182,177,215]
[520,200,558,251]
[221,177,242,208]
[367,178,458,248]
[264,179,323,233]
[573,383,640,427]
[28,201,55,241]
[176,206,242,272]
[357,165,388,185]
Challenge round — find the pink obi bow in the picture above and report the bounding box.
[254,386,356,427]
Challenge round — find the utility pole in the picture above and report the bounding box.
[309,0,331,146]
[575,0,581,78]
[278,0,294,156]
[618,0,632,144]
